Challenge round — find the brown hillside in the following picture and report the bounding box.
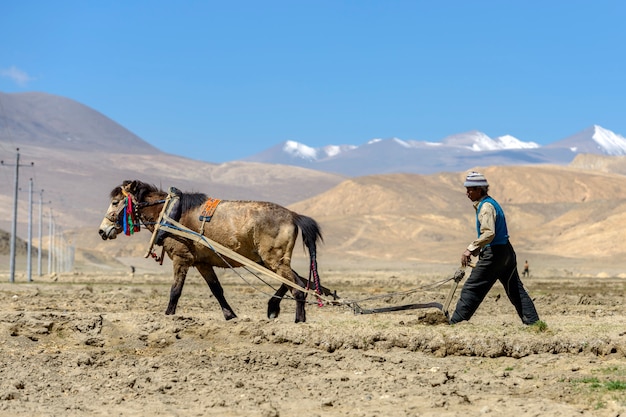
[2,142,626,276]
[0,92,161,153]
[569,153,626,175]
[0,229,28,255]
[0,145,345,240]
[289,165,626,270]
[0,144,345,270]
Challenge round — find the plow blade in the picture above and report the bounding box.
[353,302,444,315]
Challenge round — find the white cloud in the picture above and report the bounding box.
[0,66,35,86]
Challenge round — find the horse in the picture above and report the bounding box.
[98,180,324,323]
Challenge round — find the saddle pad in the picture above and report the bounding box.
[199,197,221,221]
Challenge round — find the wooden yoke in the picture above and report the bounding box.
[144,188,178,258]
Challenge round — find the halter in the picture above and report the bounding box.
[119,189,141,235]
[106,186,169,231]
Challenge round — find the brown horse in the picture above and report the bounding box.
[98,180,323,323]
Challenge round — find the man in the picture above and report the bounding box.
[522,260,530,277]
[449,172,540,325]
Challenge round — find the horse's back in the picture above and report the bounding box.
[207,200,295,231]
[181,199,298,265]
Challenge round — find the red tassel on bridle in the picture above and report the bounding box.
[123,195,140,236]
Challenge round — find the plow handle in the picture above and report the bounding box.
[442,263,474,318]
[442,279,460,319]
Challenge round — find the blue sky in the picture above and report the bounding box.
[1,1,625,163]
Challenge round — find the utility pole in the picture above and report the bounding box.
[27,178,33,282]
[48,208,54,275]
[1,148,34,283]
[37,189,50,277]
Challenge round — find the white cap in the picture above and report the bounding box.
[464,171,488,187]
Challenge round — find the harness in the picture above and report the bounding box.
[198,197,221,235]
[105,190,166,234]
[199,197,221,221]
[106,192,140,235]
[110,187,467,318]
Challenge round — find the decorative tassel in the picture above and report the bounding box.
[123,202,129,235]
[123,197,140,236]
[124,197,130,235]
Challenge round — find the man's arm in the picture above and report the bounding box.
[461,202,496,266]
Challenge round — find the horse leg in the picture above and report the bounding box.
[267,284,289,319]
[195,263,237,321]
[292,271,307,323]
[267,267,308,323]
[166,260,189,315]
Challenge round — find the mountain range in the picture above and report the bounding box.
[244,125,626,176]
[1,91,626,274]
[3,91,626,177]
[0,91,161,154]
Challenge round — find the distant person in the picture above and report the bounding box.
[450,172,540,325]
[522,260,530,277]
[130,265,135,278]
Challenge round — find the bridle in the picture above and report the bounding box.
[104,197,131,225]
[105,189,166,232]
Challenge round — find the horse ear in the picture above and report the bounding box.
[121,180,136,196]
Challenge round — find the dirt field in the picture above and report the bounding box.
[0,263,625,417]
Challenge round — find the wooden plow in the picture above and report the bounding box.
[350,267,466,319]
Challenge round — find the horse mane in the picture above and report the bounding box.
[111,180,208,212]
[111,180,160,202]
[180,192,208,213]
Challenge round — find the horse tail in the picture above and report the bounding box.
[294,214,323,297]
[294,214,323,256]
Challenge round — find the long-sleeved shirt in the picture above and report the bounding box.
[466,197,496,253]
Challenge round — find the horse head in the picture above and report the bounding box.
[98,180,142,240]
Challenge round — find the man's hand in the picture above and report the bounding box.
[461,249,472,267]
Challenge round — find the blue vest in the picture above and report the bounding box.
[476,196,509,246]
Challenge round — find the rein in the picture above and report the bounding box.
[137,199,167,208]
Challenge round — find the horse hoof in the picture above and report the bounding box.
[267,305,280,319]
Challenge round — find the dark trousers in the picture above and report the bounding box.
[450,242,540,325]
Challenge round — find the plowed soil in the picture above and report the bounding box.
[0,266,625,417]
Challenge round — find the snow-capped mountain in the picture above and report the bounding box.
[546,125,626,156]
[273,131,542,163]
[283,140,357,161]
[243,125,626,176]
[440,131,540,151]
